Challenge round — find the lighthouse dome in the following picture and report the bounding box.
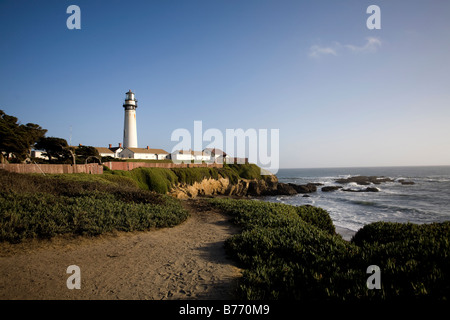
[125,90,135,101]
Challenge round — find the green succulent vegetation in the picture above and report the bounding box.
[225,163,266,180]
[352,221,450,299]
[0,169,189,243]
[209,198,450,301]
[104,163,267,194]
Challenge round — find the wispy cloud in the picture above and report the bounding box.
[308,45,337,58]
[309,37,382,58]
[345,37,382,53]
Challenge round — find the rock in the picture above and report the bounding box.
[247,175,278,196]
[342,187,379,192]
[288,183,317,193]
[170,177,251,199]
[264,174,279,192]
[169,173,327,198]
[398,179,415,185]
[335,176,394,185]
[274,183,298,195]
[247,180,264,196]
[321,186,342,192]
[302,194,310,197]
[371,177,394,184]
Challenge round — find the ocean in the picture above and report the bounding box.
[263,166,450,233]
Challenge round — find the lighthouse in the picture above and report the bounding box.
[123,90,138,148]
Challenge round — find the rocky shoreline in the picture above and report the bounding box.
[265,176,415,195]
[253,175,416,196]
[325,175,414,192]
[169,174,416,199]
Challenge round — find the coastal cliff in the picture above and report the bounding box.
[169,175,279,199]
[105,164,319,199]
[168,174,322,199]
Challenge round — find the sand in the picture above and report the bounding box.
[0,199,242,300]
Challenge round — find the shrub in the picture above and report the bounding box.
[209,198,335,235]
[217,166,240,184]
[351,221,450,246]
[0,191,188,243]
[171,167,219,185]
[0,169,189,243]
[209,198,363,300]
[109,168,178,193]
[209,197,450,301]
[226,163,263,180]
[294,205,335,235]
[352,221,450,300]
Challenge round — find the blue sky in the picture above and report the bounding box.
[1,0,449,168]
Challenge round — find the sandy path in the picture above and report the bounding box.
[0,199,242,300]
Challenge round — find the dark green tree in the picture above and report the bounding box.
[0,110,47,162]
[75,146,101,164]
[35,137,73,163]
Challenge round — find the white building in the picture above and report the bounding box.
[192,150,211,162]
[108,143,123,158]
[171,150,194,162]
[119,147,170,160]
[94,147,115,158]
[30,150,48,160]
[203,148,232,163]
[171,150,212,163]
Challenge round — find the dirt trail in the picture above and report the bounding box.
[0,199,241,300]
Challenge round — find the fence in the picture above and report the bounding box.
[0,163,103,174]
[103,161,223,171]
[0,162,224,175]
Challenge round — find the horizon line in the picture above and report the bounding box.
[276,164,450,170]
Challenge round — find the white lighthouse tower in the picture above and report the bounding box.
[123,89,138,148]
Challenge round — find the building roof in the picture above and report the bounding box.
[174,150,192,154]
[173,150,209,156]
[203,148,227,156]
[126,147,169,154]
[94,147,114,154]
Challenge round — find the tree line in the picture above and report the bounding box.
[0,110,101,164]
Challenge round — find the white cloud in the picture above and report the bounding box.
[345,37,382,53]
[308,45,338,58]
[309,37,382,58]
